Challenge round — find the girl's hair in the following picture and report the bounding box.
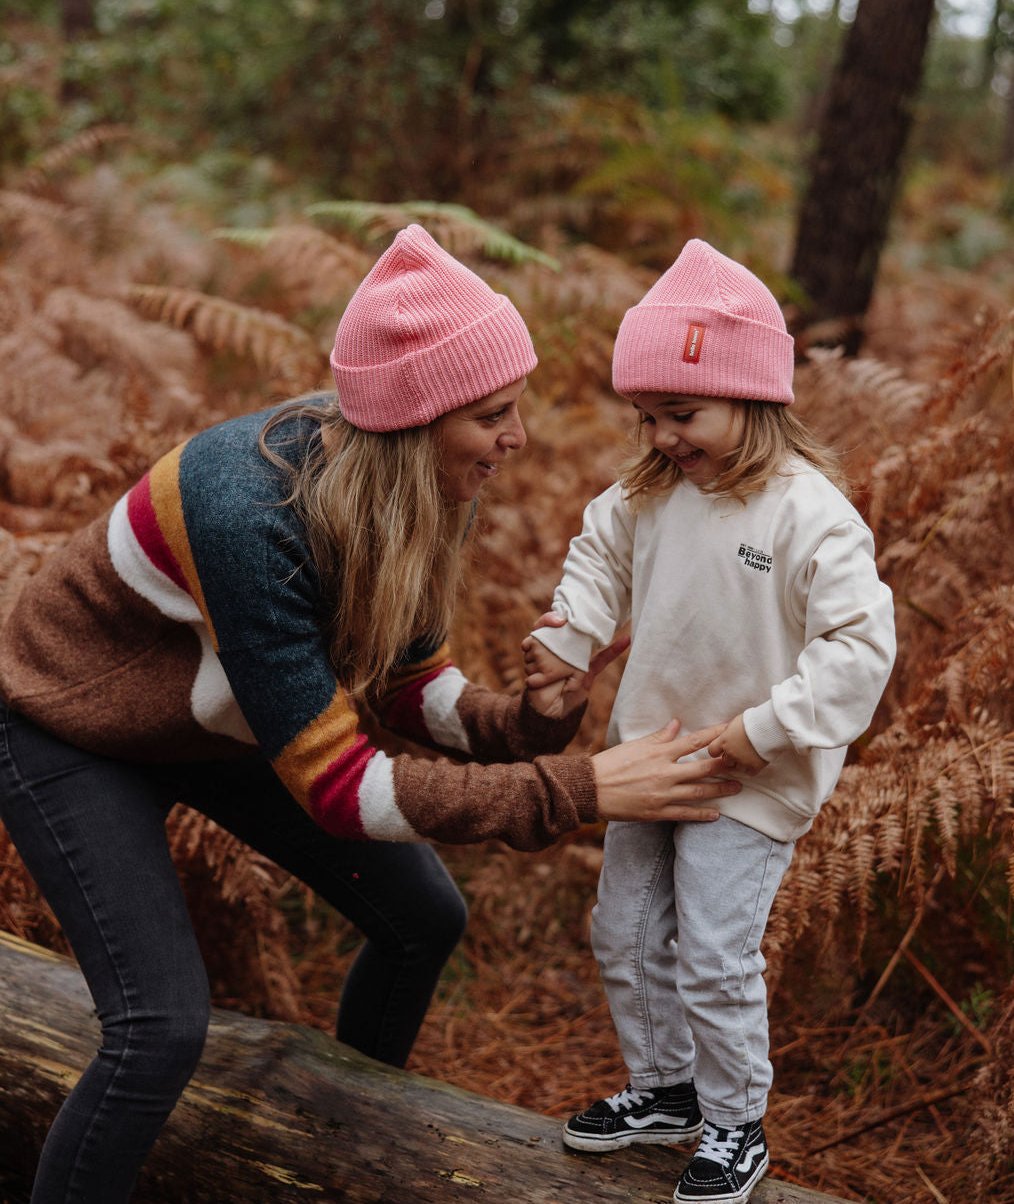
[620,398,848,507]
[259,397,471,697]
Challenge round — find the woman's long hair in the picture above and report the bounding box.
[260,397,471,697]
[620,399,848,508]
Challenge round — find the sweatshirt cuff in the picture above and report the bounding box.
[742,702,789,763]
[529,625,595,673]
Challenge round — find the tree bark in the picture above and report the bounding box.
[0,931,853,1204]
[789,0,937,351]
[60,0,97,40]
[58,0,98,104]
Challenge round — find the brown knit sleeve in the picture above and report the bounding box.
[387,750,598,851]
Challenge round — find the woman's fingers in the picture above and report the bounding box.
[591,720,740,823]
[656,720,728,756]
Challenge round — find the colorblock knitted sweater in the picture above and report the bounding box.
[0,403,597,849]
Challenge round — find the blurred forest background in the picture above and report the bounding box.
[0,1,1012,1201]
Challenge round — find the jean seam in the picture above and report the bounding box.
[630,833,674,1079]
[734,837,784,1116]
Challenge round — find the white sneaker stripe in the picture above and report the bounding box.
[625,1113,691,1130]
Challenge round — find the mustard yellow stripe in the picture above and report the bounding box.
[148,443,217,646]
[386,643,452,691]
[273,687,363,808]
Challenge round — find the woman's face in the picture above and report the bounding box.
[434,377,528,502]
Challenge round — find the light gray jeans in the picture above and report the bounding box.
[591,816,794,1127]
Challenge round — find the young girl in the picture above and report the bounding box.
[523,239,896,1204]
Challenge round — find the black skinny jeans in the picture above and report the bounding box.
[0,703,467,1203]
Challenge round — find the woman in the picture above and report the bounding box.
[0,225,739,1203]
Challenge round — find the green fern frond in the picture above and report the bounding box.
[211,224,370,277]
[210,227,278,249]
[400,202,561,270]
[303,200,393,239]
[305,200,560,270]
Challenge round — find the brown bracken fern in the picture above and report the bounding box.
[15,124,135,195]
[123,284,326,392]
[0,134,1012,1200]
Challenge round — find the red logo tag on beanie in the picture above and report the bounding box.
[683,323,706,363]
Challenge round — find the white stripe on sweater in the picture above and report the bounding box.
[420,667,471,754]
[107,497,255,744]
[357,752,419,841]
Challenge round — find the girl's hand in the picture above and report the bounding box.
[593,721,740,822]
[523,612,631,719]
[707,714,768,774]
[522,634,574,690]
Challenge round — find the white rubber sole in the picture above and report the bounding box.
[672,1152,769,1204]
[563,1121,705,1153]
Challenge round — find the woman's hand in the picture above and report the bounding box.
[523,612,630,720]
[707,713,768,775]
[592,720,740,823]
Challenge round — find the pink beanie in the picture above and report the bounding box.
[330,224,537,431]
[612,239,794,405]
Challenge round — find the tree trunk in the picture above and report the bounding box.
[789,0,937,351]
[60,0,97,39]
[0,931,852,1204]
[980,0,1003,92]
[58,0,97,104]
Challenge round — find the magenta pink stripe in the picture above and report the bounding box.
[307,736,375,838]
[126,474,190,593]
[378,668,443,744]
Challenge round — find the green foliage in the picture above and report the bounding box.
[0,21,61,170]
[894,161,1014,273]
[572,106,795,268]
[764,7,850,133]
[58,0,547,200]
[557,0,787,119]
[38,0,788,203]
[913,17,1011,170]
[957,982,997,1031]
[143,150,312,227]
[837,1050,895,1099]
[305,200,561,268]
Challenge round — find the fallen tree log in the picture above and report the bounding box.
[0,931,852,1203]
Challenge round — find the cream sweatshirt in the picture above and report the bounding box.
[531,458,896,841]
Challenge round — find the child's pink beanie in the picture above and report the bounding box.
[612,239,794,404]
[331,224,537,431]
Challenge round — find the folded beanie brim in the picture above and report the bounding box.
[333,297,537,431]
[330,225,538,432]
[612,304,795,404]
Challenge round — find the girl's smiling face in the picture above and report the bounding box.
[632,394,745,485]
[433,377,528,502]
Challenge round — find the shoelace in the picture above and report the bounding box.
[605,1085,654,1113]
[696,1122,745,1168]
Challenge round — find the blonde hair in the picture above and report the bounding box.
[260,397,471,697]
[620,399,848,507]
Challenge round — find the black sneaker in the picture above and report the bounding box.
[563,1082,703,1152]
[673,1118,769,1203]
